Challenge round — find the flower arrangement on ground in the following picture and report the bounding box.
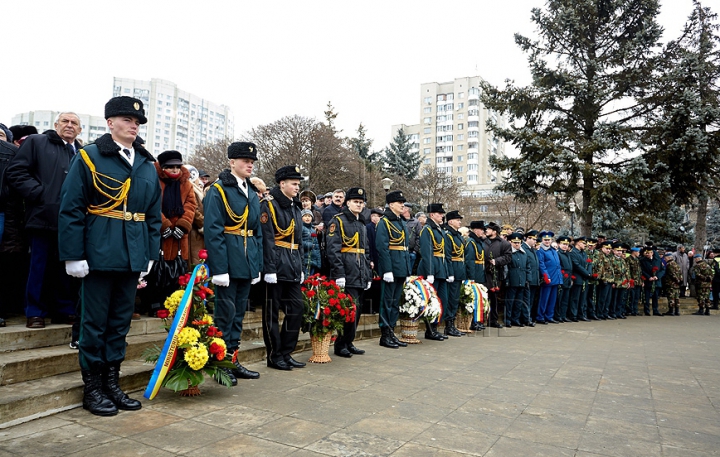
[457,280,489,329]
[143,251,235,397]
[400,276,442,322]
[301,273,355,340]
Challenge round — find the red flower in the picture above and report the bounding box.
[322,319,330,327]
[592,273,598,278]
[156,309,169,319]
[207,326,219,337]
[641,275,647,281]
[629,279,635,287]
[196,290,206,300]
[340,309,346,316]
[311,233,317,237]
[301,286,307,292]
[652,266,659,273]
[328,289,335,296]
[563,273,569,278]
[571,275,576,280]
[209,342,223,355]
[198,249,208,260]
[338,293,346,299]
[543,273,551,284]
[323,307,331,316]
[178,274,190,287]
[586,259,593,263]
[194,275,202,284]
[622,279,628,285]
[329,298,338,306]
[312,281,320,287]
[307,290,317,298]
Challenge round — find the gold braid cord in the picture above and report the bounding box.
[334,216,359,249]
[212,183,248,231]
[423,226,445,256]
[449,233,464,258]
[268,200,295,241]
[80,149,130,215]
[382,218,406,246]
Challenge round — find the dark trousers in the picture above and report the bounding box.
[569,284,585,319]
[523,285,538,323]
[586,283,597,318]
[434,279,449,322]
[379,279,404,328]
[629,287,642,314]
[712,281,720,308]
[445,280,461,321]
[335,287,363,350]
[596,282,612,318]
[78,271,137,370]
[611,287,627,317]
[506,286,526,324]
[488,287,503,324]
[215,278,252,352]
[537,285,557,322]
[262,281,302,363]
[26,230,75,318]
[644,285,660,314]
[555,287,571,321]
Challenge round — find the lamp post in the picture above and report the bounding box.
[381,177,393,194]
[569,201,576,236]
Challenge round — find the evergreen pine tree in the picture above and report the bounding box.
[385,127,421,180]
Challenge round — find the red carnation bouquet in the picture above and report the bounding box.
[301,273,355,340]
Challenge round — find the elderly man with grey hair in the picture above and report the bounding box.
[6,112,83,328]
[673,245,690,297]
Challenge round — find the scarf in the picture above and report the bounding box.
[162,177,184,218]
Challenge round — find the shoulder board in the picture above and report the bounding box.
[266,195,274,201]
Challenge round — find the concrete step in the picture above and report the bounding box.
[0,314,381,429]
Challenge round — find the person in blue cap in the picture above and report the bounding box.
[536,231,562,324]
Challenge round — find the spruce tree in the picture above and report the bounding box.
[385,127,421,180]
[480,0,663,235]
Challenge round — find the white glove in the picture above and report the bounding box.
[251,273,261,285]
[66,260,89,278]
[427,275,434,284]
[264,273,277,284]
[365,281,371,290]
[383,272,394,283]
[336,277,346,288]
[212,273,230,287]
[301,272,305,283]
[447,276,455,283]
[140,260,154,279]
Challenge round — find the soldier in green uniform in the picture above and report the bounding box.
[506,232,530,327]
[585,239,599,319]
[326,187,372,357]
[204,142,263,384]
[569,237,591,322]
[443,210,467,336]
[261,165,305,371]
[662,252,682,316]
[691,253,713,315]
[465,221,486,330]
[375,190,413,347]
[555,236,574,322]
[59,96,161,416]
[626,247,643,316]
[419,203,451,339]
[595,240,616,319]
[610,242,630,319]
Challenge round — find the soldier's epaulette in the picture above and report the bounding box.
[265,195,274,201]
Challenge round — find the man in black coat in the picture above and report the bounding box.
[6,113,83,328]
[483,222,512,328]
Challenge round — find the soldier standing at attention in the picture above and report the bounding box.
[375,190,413,348]
[465,221,486,330]
[662,252,682,316]
[584,238,600,320]
[326,187,372,357]
[419,204,451,338]
[639,246,664,316]
[555,236,574,323]
[536,231,562,324]
[569,237,591,322]
[59,96,161,416]
[261,166,305,370]
[505,233,530,327]
[595,240,616,320]
[626,247,643,316]
[443,210,466,337]
[203,142,263,385]
[691,253,713,315]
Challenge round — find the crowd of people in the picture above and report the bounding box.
[0,95,717,418]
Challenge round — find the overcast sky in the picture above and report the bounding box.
[2,0,697,149]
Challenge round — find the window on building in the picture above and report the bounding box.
[424,117,431,124]
[468,121,479,128]
[456,166,463,173]
[424,97,432,104]
[423,148,430,154]
[458,113,464,120]
[457,177,463,183]
[423,158,430,164]
[458,123,464,130]
[458,92,465,99]
[457,134,464,140]
[457,145,464,151]
[469,87,480,96]
[468,153,478,160]
[124,88,130,93]
[424,127,431,134]
[424,107,431,113]
[458,102,464,109]
[479,205,488,212]
[423,137,431,144]
[457,155,463,162]
[468,164,478,170]
[43,121,49,126]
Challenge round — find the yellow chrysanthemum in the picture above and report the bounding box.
[202,314,213,325]
[177,327,200,346]
[211,337,226,349]
[164,290,185,315]
[184,343,209,370]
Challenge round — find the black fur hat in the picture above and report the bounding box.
[426,203,445,214]
[345,187,367,202]
[228,142,257,160]
[445,210,463,221]
[385,190,406,204]
[470,221,485,230]
[275,165,303,183]
[104,96,147,124]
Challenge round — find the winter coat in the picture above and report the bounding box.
[418,219,449,279]
[366,221,379,273]
[691,259,713,286]
[326,208,372,288]
[321,202,343,225]
[445,226,467,281]
[464,232,485,283]
[611,255,630,288]
[672,251,690,285]
[260,185,303,282]
[558,249,573,289]
[523,242,540,286]
[7,130,81,231]
[506,247,530,287]
[569,247,591,286]
[664,260,682,287]
[188,180,206,267]
[58,133,161,272]
[375,209,412,278]
[0,141,27,254]
[156,163,196,262]
[301,222,321,275]
[203,170,263,280]
[537,244,562,286]
[640,255,665,289]
[483,235,512,289]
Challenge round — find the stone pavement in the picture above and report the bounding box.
[1,315,720,457]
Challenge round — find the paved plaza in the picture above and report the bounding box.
[1,315,720,456]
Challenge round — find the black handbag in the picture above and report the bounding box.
[148,250,188,290]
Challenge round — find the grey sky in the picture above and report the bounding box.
[1,0,697,149]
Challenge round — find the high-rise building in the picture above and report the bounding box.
[112,77,234,156]
[11,110,110,145]
[392,75,506,195]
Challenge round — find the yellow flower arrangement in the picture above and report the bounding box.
[177,327,200,346]
[184,343,209,370]
[164,290,184,315]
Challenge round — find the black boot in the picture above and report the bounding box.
[82,369,118,416]
[390,327,407,347]
[424,322,444,341]
[379,327,399,348]
[693,305,705,315]
[705,305,711,315]
[102,364,142,410]
[674,301,680,316]
[444,319,464,337]
[663,302,674,316]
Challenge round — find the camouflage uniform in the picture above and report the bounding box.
[692,258,713,315]
[595,249,615,319]
[611,254,629,318]
[625,254,643,315]
[663,259,682,315]
[585,248,599,318]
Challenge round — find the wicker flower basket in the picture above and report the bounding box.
[308,332,333,363]
[398,319,422,344]
[456,313,473,333]
[179,380,201,397]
